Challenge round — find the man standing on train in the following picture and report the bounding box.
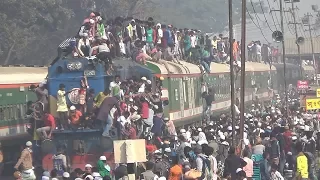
[97,94,121,137]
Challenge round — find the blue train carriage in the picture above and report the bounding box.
[43,57,115,171]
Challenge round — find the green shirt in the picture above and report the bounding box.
[146,28,153,43]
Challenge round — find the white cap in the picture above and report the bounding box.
[154,150,162,154]
[146,80,152,84]
[292,136,297,140]
[141,77,147,81]
[89,19,95,24]
[26,141,32,147]
[209,129,214,132]
[99,156,107,161]
[75,178,83,180]
[191,141,197,144]
[227,126,232,131]
[85,175,94,180]
[85,164,93,168]
[221,141,229,146]
[180,129,186,133]
[209,122,214,126]
[197,128,202,132]
[129,98,133,102]
[235,126,239,130]
[236,168,243,173]
[154,105,159,109]
[133,106,138,111]
[159,177,166,180]
[42,177,50,180]
[70,105,76,111]
[83,33,88,37]
[220,134,226,140]
[164,148,171,153]
[63,172,70,178]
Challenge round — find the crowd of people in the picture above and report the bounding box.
[8,11,316,180]
[50,11,282,75]
[13,83,320,180]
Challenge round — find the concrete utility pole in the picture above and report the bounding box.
[228,0,236,146]
[287,0,302,76]
[303,13,317,84]
[239,0,246,142]
[271,0,289,116]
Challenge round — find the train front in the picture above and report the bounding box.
[41,57,115,172]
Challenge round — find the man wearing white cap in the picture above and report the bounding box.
[138,77,147,93]
[15,141,36,180]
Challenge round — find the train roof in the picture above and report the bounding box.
[0,67,47,84]
[147,60,275,75]
[272,63,300,69]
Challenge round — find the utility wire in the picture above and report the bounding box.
[246,8,270,43]
[282,2,295,35]
[257,0,274,32]
[266,0,279,30]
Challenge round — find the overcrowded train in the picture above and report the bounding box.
[0,58,315,174]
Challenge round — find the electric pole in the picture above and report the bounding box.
[303,13,317,84]
[271,0,289,115]
[239,0,246,142]
[228,0,236,146]
[287,0,302,76]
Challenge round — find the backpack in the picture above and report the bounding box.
[199,156,212,180]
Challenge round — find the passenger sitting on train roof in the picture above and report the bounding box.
[51,37,79,66]
[77,34,91,57]
[36,112,56,140]
[68,106,83,129]
[90,38,113,74]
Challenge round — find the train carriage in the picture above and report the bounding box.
[0,66,47,141]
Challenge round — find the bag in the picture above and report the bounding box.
[199,156,212,180]
[185,169,202,179]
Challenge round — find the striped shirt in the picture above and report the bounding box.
[58,37,77,49]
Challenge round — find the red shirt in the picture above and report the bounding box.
[45,114,55,127]
[141,102,149,119]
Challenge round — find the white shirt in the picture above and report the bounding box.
[109,81,121,91]
[255,44,262,55]
[157,29,163,44]
[117,116,129,127]
[191,36,197,48]
[271,171,284,180]
[138,83,145,93]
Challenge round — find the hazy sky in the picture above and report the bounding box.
[233,0,320,43]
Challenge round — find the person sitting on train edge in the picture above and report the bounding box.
[50,37,79,66]
[97,95,121,137]
[89,37,113,74]
[77,33,91,57]
[68,105,83,129]
[36,112,55,140]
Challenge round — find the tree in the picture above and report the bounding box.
[0,0,74,65]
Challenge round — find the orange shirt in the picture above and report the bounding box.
[169,165,182,180]
[69,110,82,124]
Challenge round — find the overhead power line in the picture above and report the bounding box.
[257,0,274,32]
[246,8,270,43]
[266,0,279,30]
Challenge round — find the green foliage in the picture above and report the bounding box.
[0,0,267,65]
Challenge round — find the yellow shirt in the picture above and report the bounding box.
[297,153,308,179]
[57,90,68,112]
[94,92,108,108]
